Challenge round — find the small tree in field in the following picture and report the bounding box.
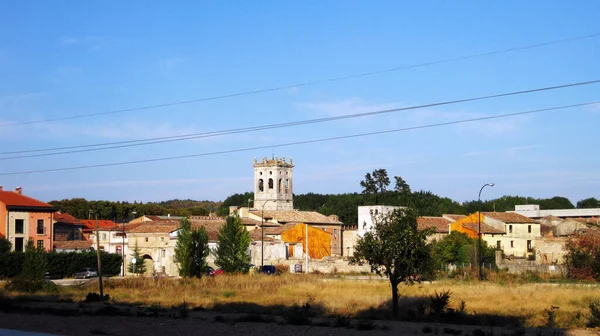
[189,227,210,278]
[175,217,193,277]
[127,241,146,275]
[214,215,251,273]
[22,240,47,281]
[352,208,434,318]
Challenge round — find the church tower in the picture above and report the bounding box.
[253,156,294,211]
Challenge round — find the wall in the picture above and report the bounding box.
[28,212,53,251]
[128,234,178,276]
[342,230,359,257]
[357,205,402,236]
[249,241,287,266]
[535,237,568,265]
[495,222,540,258]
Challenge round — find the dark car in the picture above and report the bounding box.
[259,265,277,275]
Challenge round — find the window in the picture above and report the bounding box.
[496,241,501,250]
[37,219,44,234]
[145,237,149,242]
[37,240,44,249]
[527,240,533,251]
[101,233,107,241]
[258,179,264,192]
[508,225,513,234]
[510,241,514,248]
[278,178,282,192]
[268,178,274,189]
[15,219,24,234]
[161,249,166,258]
[161,237,164,241]
[528,225,531,233]
[116,246,122,255]
[14,238,24,252]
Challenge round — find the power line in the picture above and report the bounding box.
[1,32,598,128]
[1,79,599,160]
[0,101,595,176]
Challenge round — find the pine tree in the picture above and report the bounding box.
[127,241,146,275]
[214,215,251,273]
[189,226,210,278]
[175,217,192,276]
[21,240,47,281]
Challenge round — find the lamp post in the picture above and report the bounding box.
[248,199,275,268]
[478,183,495,281]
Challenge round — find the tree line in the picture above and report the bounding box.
[49,169,598,224]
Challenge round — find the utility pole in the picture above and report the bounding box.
[305,223,309,274]
[95,213,104,298]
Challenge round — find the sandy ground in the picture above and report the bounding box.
[0,311,598,336]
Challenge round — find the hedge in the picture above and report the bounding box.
[0,251,122,279]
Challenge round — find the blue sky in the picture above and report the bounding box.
[0,1,599,205]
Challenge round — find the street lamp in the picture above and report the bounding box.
[248,199,275,268]
[478,183,494,281]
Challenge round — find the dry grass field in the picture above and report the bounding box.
[5,274,596,329]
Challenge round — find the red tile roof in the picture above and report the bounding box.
[483,212,538,224]
[53,240,93,250]
[249,210,343,225]
[54,212,81,225]
[443,214,466,222]
[417,217,450,233]
[79,219,118,231]
[0,191,53,209]
[463,222,505,234]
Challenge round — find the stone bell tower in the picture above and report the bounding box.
[253,156,294,211]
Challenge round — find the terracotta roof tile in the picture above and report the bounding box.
[249,210,343,225]
[443,214,466,222]
[463,222,505,234]
[53,240,93,250]
[79,219,118,231]
[417,217,450,233]
[483,212,538,224]
[54,212,81,225]
[0,191,53,209]
[128,223,180,234]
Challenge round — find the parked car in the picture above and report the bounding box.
[259,265,277,275]
[206,266,224,277]
[74,268,98,279]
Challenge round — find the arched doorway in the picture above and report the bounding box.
[142,254,154,276]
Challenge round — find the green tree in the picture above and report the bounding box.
[393,176,411,196]
[214,215,251,273]
[0,238,11,254]
[351,208,434,318]
[175,217,193,277]
[360,172,377,194]
[577,197,599,209]
[127,241,146,275]
[21,240,47,281]
[189,227,210,278]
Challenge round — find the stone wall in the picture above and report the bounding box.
[535,237,568,265]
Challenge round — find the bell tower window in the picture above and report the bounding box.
[268,178,274,189]
[258,179,264,192]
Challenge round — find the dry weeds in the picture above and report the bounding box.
[3,275,600,328]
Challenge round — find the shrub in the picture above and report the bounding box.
[429,290,452,315]
[588,301,600,328]
[85,292,110,302]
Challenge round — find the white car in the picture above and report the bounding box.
[74,268,98,279]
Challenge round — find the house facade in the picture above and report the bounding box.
[451,212,540,258]
[0,186,56,252]
[53,212,91,252]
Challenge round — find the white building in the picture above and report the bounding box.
[357,205,404,236]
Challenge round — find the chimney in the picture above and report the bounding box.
[15,186,22,194]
